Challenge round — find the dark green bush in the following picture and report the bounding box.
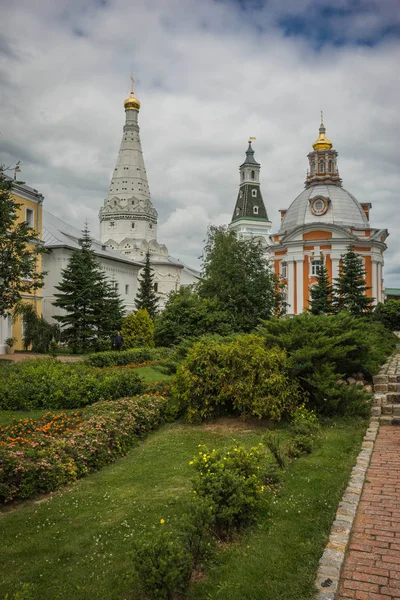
[174,334,302,422]
[288,405,321,457]
[133,528,192,600]
[373,300,400,331]
[257,313,396,414]
[0,359,144,410]
[84,347,172,368]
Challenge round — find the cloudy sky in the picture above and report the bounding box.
[1,0,399,284]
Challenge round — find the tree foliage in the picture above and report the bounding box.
[135,251,158,319]
[373,299,400,331]
[154,287,232,347]
[308,254,333,315]
[197,226,275,332]
[121,308,155,348]
[333,246,373,316]
[13,303,59,353]
[53,226,124,352]
[0,172,45,317]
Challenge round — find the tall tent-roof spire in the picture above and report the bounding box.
[240,138,260,167]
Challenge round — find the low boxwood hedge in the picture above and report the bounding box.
[84,347,172,368]
[0,358,144,410]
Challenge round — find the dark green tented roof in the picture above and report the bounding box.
[240,142,260,167]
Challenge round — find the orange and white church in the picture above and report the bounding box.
[255,118,388,315]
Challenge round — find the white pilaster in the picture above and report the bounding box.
[296,258,304,314]
[331,256,340,281]
[287,259,295,315]
[372,260,378,305]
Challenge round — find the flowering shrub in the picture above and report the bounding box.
[0,412,83,447]
[143,381,172,397]
[0,395,169,503]
[190,443,269,539]
[0,359,144,410]
[84,347,172,368]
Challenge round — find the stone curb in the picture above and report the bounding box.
[312,356,392,599]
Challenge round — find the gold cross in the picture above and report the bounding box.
[130,74,135,93]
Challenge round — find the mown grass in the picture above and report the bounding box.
[0,417,366,600]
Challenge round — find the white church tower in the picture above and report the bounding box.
[99,79,196,307]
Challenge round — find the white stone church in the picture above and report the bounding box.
[41,84,199,323]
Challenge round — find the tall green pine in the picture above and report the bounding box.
[53,225,124,352]
[309,254,333,315]
[135,251,158,319]
[333,246,374,316]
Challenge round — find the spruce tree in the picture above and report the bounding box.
[0,171,45,317]
[309,254,333,315]
[135,251,158,319]
[53,225,124,352]
[333,246,374,316]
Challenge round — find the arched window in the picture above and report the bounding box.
[252,189,257,198]
[319,160,324,173]
[253,206,259,215]
[251,170,255,179]
[328,159,333,173]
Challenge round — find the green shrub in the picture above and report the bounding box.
[84,347,172,368]
[174,334,302,422]
[262,431,287,469]
[133,528,192,600]
[121,308,155,348]
[373,299,400,331]
[258,313,395,414]
[0,359,144,410]
[190,443,269,539]
[288,405,321,458]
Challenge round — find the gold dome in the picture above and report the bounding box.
[313,115,332,150]
[124,91,140,111]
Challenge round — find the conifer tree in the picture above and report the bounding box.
[333,246,374,316]
[53,225,124,352]
[135,251,158,319]
[0,171,45,317]
[309,254,333,315]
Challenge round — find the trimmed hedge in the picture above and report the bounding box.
[84,347,172,368]
[0,395,169,503]
[0,359,144,410]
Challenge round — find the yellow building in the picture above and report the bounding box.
[0,175,44,353]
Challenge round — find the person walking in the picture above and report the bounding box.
[113,331,124,351]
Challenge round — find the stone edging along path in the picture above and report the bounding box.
[314,352,399,600]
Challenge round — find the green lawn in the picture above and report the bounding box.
[133,365,173,382]
[0,417,366,600]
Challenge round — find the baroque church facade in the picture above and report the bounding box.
[229,119,388,315]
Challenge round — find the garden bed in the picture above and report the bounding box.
[0,417,367,600]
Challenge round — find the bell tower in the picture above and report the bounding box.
[229,139,271,243]
[305,114,342,188]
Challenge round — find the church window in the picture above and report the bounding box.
[251,170,255,179]
[154,283,158,292]
[131,222,135,228]
[124,244,130,249]
[236,208,240,216]
[252,190,257,198]
[311,259,322,276]
[125,285,129,295]
[328,159,333,172]
[281,261,287,278]
[26,208,34,227]
[319,160,324,173]
[253,206,259,215]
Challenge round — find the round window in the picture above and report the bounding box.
[311,197,328,216]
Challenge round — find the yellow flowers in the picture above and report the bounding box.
[160,518,165,524]
[188,461,194,465]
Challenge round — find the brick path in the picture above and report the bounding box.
[337,425,400,599]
